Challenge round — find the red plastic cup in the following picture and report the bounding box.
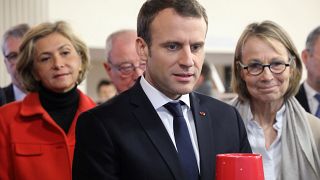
[216,153,264,180]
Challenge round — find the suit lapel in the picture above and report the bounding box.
[129,82,184,180]
[296,85,310,113]
[0,84,16,106]
[3,84,15,103]
[190,93,215,180]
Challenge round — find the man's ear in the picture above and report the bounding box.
[301,49,309,65]
[103,62,113,78]
[136,37,149,61]
[103,62,111,71]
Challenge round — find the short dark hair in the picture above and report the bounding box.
[97,79,113,92]
[137,0,208,47]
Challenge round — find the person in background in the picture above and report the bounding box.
[230,20,320,180]
[0,23,30,106]
[0,21,96,180]
[295,26,320,118]
[103,29,146,93]
[195,61,215,97]
[96,79,116,104]
[73,0,251,179]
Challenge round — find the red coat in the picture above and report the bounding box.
[0,90,96,180]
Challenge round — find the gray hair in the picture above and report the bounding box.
[305,26,320,54]
[105,29,136,62]
[1,23,30,55]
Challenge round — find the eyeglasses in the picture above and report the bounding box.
[109,61,147,76]
[237,58,294,76]
[4,52,18,63]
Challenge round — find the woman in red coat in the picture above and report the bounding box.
[0,21,96,180]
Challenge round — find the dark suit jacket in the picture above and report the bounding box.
[73,81,252,180]
[295,84,311,113]
[0,84,15,106]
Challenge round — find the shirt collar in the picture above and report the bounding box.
[248,103,285,131]
[13,84,26,101]
[274,104,285,130]
[140,75,190,110]
[304,81,319,100]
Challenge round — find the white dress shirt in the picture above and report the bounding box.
[13,84,26,101]
[140,76,200,170]
[246,105,285,180]
[303,82,320,115]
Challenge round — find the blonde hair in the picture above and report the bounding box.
[231,20,302,102]
[16,21,90,92]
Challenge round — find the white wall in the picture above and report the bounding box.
[47,0,320,98]
[202,0,320,52]
[0,0,49,87]
[48,0,145,49]
[1,0,319,93]
[48,0,320,52]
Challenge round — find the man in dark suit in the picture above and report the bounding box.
[72,0,252,180]
[0,24,29,106]
[0,84,15,106]
[295,26,320,117]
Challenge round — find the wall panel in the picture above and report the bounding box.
[0,0,48,86]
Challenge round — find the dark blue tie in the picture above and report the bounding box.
[315,94,320,118]
[164,101,199,180]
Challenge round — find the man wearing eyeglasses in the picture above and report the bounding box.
[103,29,146,94]
[0,24,30,106]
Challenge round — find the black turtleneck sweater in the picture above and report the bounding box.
[39,85,79,134]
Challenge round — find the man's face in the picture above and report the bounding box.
[303,37,320,91]
[98,84,117,102]
[3,36,23,89]
[137,8,207,99]
[104,32,145,93]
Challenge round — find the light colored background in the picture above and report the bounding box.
[1,0,320,101]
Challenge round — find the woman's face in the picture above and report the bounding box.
[33,32,82,93]
[240,36,292,103]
